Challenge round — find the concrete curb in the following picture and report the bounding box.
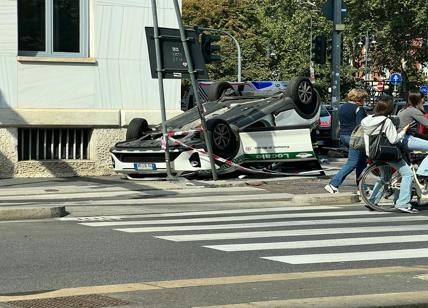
[0,206,67,221]
[192,177,321,188]
[291,193,360,206]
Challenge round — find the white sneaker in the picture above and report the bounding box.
[324,184,339,194]
[397,206,419,214]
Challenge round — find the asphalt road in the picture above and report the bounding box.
[3,201,428,307]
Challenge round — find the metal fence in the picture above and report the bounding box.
[18,128,92,161]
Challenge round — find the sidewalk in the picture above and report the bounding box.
[0,158,360,221]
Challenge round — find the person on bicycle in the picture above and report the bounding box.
[361,97,415,213]
[398,92,428,179]
[324,89,368,194]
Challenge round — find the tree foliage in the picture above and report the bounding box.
[182,0,428,95]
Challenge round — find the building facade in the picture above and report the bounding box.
[0,0,182,178]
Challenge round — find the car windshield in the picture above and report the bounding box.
[320,105,329,117]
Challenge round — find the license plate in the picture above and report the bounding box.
[134,163,157,171]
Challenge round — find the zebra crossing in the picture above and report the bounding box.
[60,206,428,265]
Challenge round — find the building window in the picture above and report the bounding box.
[18,128,92,161]
[18,0,88,57]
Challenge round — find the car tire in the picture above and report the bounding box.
[126,118,150,141]
[206,118,240,159]
[207,81,236,101]
[289,76,314,104]
[287,77,319,118]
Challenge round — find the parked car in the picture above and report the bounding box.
[111,76,321,178]
[311,104,333,153]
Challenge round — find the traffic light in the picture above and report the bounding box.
[311,35,326,65]
[201,33,222,64]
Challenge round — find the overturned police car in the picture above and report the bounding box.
[111,76,321,178]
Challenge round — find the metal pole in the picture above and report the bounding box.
[330,0,342,142]
[151,0,174,179]
[199,27,241,82]
[172,0,218,180]
[364,31,369,81]
[309,15,315,81]
[309,15,313,66]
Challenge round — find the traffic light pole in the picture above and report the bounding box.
[331,0,343,142]
[199,27,241,82]
[150,0,174,180]
[172,0,218,180]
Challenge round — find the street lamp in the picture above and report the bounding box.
[358,32,377,81]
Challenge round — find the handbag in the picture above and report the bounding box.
[349,124,365,151]
[368,118,402,161]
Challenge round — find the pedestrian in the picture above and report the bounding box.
[324,88,368,194]
[398,91,428,180]
[360,96,415,213]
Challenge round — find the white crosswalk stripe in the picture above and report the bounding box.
[69,206,428,265]
[263,249,428,264]
[204,234,428,251]
[58,206,338,221]
[156,224,428,242]
[80,210,385,227]
[115,216,426,233]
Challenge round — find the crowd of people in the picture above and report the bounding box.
[324,89,427,214]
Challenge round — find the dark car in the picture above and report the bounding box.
[111,76,321,178]
[311,104,337,154]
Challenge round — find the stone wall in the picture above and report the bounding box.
[0,128,17,177]
[0,128,126,178]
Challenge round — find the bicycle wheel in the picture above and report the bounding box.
[358,162,401,212]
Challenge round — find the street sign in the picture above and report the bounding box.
[420,85,428,95]
[389,73,402,86]
[145,27,208,80]
[376,81,384,91]
[322,0,348,21]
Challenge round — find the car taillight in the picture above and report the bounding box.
[319,117,331,128]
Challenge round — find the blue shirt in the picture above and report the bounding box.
[339,102,367,135]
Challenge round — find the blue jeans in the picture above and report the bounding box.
[330,135,367,188]
[369,159,413,208]
[402,135,428,176]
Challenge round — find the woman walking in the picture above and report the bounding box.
[325,89,368,193]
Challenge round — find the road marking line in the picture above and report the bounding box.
[194,290,428,308]
[115,216,428,233]
[0,267,426,302]
[57,206,338,221]
[81,210,384,227]
[204,234,428,251]
[264,248,428,264]
[157,224,428,242]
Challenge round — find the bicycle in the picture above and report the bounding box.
[358,151,428,212]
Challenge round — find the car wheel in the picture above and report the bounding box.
[290,76,314,105]
[207,81,236,101]
[287,77,319,118]
[206,118,240,159]
[126,118,150,141]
